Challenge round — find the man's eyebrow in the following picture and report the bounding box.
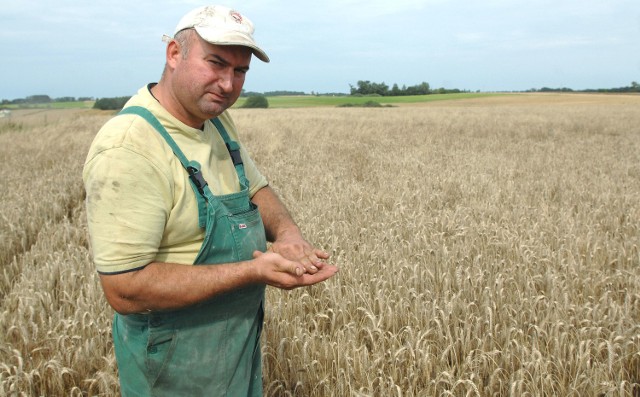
[211,54,230,65]
[211,54,250,72]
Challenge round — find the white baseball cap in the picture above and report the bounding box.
[165,5,270,63]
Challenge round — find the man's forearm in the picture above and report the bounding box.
[100,260,259,315]
[99,251,336,315]
[252,185,301,242]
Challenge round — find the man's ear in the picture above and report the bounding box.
[166,40,182,69]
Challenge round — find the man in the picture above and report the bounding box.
[83,5,338,396]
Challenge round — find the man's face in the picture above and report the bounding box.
[171,31,252,125]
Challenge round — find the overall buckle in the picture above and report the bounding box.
[187,166,208,194]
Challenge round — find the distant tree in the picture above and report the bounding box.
[362,100,383,107]
[26,95,51,104]
[416,82,430,95]
[349,80,368,95]
[241,90,306,97]
[350,81,434,96]
[350,80,390,96]
[374,82,389,96]
[337,100,393,108]
[93,97,131,110]
[264,90,305,96]
[241,95,269,108]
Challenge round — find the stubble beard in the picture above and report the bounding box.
[199,90,240,119]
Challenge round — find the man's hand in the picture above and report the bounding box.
[270,228,331,275]
[252,250,338,290]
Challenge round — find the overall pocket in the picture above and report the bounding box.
[229,208,267,262]
[145,326,177,389]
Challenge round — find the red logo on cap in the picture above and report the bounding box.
[230,11,243,24]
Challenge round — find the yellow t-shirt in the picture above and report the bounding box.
[83,85,268,274]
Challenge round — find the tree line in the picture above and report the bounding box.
[93,97,131,110]
[242,90,306,97]
[3,80,638,110]
[349,80,463,96]
[1,95,94,105]
[527,81,640,93]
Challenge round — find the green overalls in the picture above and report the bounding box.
[112,106,267,396]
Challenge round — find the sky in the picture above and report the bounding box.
[1,0,639,99]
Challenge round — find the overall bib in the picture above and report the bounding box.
[112,106,267,396]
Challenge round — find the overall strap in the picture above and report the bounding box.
[118,106,210,227]
[211,118,250,191]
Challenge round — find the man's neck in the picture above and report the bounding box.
[149,82,206,130]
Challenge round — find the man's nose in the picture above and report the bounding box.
[218,69,234,93]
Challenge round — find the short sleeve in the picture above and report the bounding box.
[83,146,173,274]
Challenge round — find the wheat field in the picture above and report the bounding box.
[1,94,639,396]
